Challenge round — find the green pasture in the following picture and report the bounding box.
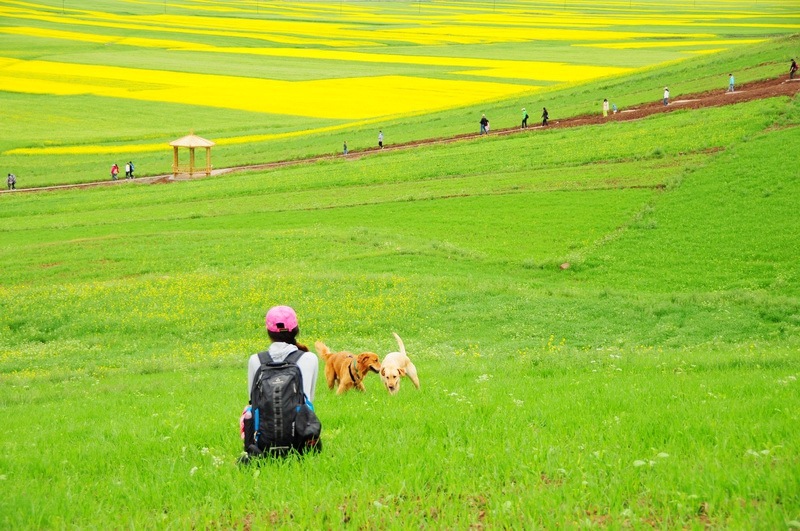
[2,59,800,527]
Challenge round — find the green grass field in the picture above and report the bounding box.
[2,1,800,529]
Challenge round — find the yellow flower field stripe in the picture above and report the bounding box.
[375,26,711,45]
[0,27,631,83]
[0,5,383,47]
[452,12,800,30]
[0,4,725,48]
[0,57,533,120]
[575,39,766,49]
[4,117,380,155]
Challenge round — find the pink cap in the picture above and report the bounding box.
[265,305,298,332]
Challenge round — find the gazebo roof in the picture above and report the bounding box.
[169,133,216,148]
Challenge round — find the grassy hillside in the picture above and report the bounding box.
[2,34,799,525]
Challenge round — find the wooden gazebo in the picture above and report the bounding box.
[169,132,215,178]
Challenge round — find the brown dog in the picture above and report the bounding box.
[380,332,420,395]
[316,341,381,395]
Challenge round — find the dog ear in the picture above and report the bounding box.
[398,368,406,377]
[380,367,386,376]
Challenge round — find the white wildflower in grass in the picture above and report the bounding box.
[633,460,647,467]
[513,399,524,407]
[746,449,760,457]
[212,456,224,468]
[189,467,198,476]
[475,374,492,383]
[373,501,386,509]
[201,447,209,455]
[0,475,7,480]
[657,452,669,458]
[253,469,260,479]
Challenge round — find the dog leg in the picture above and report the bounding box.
[325,365,337,390]
[406,362,421,389]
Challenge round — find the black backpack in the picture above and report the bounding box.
[244,350,322,457]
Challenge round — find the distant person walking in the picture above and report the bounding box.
[127,161,135,179]
[541,107,549,126]
[343,140,348,155]
[521,108,528,128]
[602,98,609,117]
[728,73,735,92]
[612,103,617,114]
[378,130,383,149]
[7,173,16,190]
[480,114,489,135]
[790,58,798,79]
[663,87,670,106]
[111,163,119,181]
[124,162,131,179]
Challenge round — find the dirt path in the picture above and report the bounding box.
[5,76,799,195]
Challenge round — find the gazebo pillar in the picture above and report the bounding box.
[189,147,196,177]
[205,147,212,176]
[172,146,179,177]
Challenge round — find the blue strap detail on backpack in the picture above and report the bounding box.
[296,396,314,413]
[254,408,260,442]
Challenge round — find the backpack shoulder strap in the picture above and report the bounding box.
[284,349,303,365]
[257,351,273,365]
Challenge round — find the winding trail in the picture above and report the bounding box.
[4,76,799,195]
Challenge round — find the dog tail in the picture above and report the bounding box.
[391,332,406,356]
[316,341,332,362]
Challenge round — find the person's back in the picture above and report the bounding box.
[241,305,321,459]
[247,341,318,402]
